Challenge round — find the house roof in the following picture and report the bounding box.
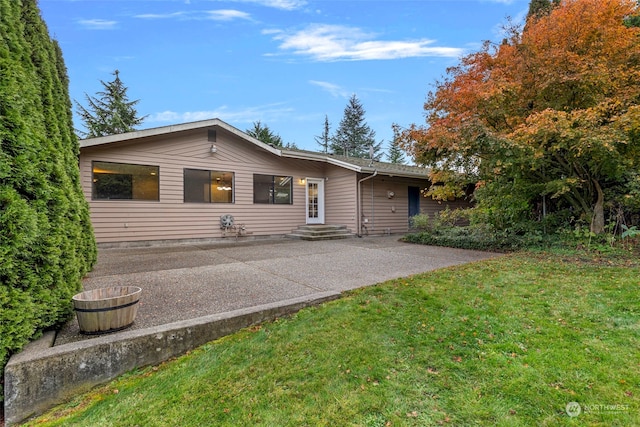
[79,118,430,180]
[282,149,430,179]
[79,118,281,156]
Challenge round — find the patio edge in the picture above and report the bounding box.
[4,290,341,426]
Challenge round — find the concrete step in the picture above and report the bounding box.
[287,233,353,241]
[291,228,351,236]
[295,224,348,231]
[286,224,354,241]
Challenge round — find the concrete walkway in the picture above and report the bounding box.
[56,235,497,345]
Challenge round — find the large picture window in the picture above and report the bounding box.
[92,161,159,200]
[253,174,292,204]
[184,169,234,203]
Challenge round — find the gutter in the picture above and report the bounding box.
[356,170,377,237]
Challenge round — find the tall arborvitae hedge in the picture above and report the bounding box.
[0,0,97,399]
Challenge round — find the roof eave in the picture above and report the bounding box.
[281,150,362,172]
[382,171,430,179]
[79,118,282,156]
[79,119,225,148]
[360,167,429,179]
[282,150,430,178]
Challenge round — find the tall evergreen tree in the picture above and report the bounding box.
[0,0,96,396]
[387,124,407,164]
[314,115,331,153]
[246,121,284,147]
[527,0,560,20]
[625,0,640,27]
[330,94,382,159]
[76,69,145,138]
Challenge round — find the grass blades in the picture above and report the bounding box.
[27,252,639,426]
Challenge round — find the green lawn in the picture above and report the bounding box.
[27,252,639,426]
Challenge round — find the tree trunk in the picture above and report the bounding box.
[590,179,605,234]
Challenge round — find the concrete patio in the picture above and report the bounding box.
[5,236,499,425]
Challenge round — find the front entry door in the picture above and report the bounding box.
[306,178,325,224]
[408,186,420,225]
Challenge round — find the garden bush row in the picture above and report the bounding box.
[1,0,96,401]
[404,209,640,254]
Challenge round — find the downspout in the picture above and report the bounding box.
[357,170,377,237]
[371,176,375,233]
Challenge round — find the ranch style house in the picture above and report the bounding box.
[79,118,468,245]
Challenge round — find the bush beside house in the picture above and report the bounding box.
[0,0,96,400]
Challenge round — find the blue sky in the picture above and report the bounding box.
[39,0,530,154]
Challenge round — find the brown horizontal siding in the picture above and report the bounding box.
[82,127,318,243]
[90,209,307,243]
[324,168,357,231]
[81,126,440,243]
[360,176,432,235]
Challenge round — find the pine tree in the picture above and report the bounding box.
[527,0,560,21]
[387,124,406,164]
[76,69,145,138]
[314,115,331,153]
[625,0,640,27]
[1,0,96,395]
[330,94,382,159]
[246,121,284,147]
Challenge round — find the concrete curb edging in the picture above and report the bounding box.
[4,290,341,426]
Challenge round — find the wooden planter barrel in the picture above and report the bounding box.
[72,286,142,335]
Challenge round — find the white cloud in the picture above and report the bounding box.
[206,10,252,21]
[266,24,464,62]
[78,19,118,30]
[147,103,295,125]
[309,80,349,98]
[149,111,213,123]
[214,0,307,11]
[135,9,251,21]
[257,0,307,9]
[135,12,187,20]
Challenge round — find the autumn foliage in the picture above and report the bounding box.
[402,0,640,233]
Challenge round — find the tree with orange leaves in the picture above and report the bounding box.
[401,0,640,234]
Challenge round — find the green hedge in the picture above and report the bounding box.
[402,229,539,252]
[1,0,96,400]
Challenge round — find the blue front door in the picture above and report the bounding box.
[408,186,420,223]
